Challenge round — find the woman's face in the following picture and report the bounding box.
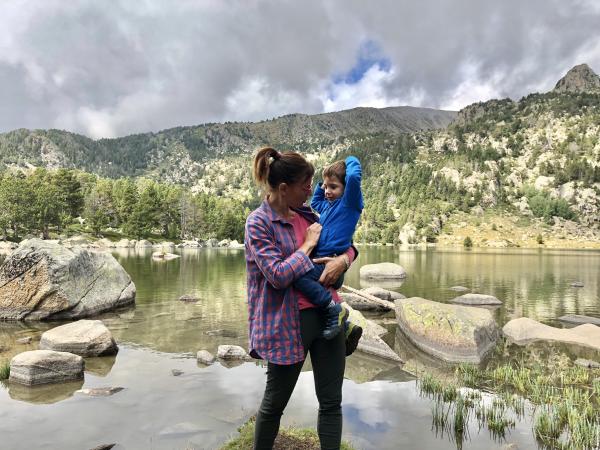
[286,175,313,208]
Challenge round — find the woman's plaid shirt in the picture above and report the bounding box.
[244,200,317,365]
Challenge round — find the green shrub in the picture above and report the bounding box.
[463,236,473,248]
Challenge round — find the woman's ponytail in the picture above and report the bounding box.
[252,147,314,191]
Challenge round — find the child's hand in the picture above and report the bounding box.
[304,223,322,247]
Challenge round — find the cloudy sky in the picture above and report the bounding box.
[1,0,599,138]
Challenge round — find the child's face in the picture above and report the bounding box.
[323,175,344,201]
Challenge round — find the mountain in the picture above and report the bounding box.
[0,105,456,179]
[553,63,600,93]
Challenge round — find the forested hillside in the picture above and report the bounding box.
[0,65,598,246]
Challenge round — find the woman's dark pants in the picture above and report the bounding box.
[253,308,346,450]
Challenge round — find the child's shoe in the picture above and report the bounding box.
[344,320,363,356]
[322,303,349,340]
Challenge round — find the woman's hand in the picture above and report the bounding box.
[304,223,322,247]
[298,223,322,256]
[314,255,346,287]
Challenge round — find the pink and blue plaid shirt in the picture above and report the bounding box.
[244,200,317,365]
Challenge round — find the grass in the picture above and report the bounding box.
[0,360,10,380]
[418,361,600,449]
[220,417,356,450]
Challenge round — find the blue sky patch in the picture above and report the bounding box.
[333,40,392,85]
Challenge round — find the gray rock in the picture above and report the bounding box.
[16,337,33,345]
[558,314,600,326]
[0,239,136,320]
[89,444,116,450]
[571,281,585,288]
[136,239,153,248]
[360,262,407,280]
[503,317,600,351]
[449,286,470,292]
[217,345,247,360]
[179,295,200,303]
[574,358,600,369]
[10,350,84,385]
[40,320,118,356]
[197,350,216,365]
[76,387,124,397]
[344,303,403,363]
[171,369,184,376]
[205,238,218,248]
[451,293,502,306]
[388,291,406,301]
[395,297,500,363]
[340,293,388,312]
[362,286,392,301]
[152,251,180,260]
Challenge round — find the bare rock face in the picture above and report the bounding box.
[9,350,84,385]
[39,320,118,356]
[553,63,600,93]
[395,297,500,363]
[0,239,136,320]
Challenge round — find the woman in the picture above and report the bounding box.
[245,147,356,450]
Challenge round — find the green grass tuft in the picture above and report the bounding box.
[0,361,10,380]
[220,417,356,450]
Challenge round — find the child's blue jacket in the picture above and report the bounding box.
[310,156,363,257]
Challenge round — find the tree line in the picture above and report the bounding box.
[0,168,251,242]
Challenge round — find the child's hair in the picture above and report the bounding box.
[322,160,346,184]
[253,147,315,190]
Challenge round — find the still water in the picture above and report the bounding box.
[1,246,599,449]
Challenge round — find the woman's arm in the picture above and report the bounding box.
[245,218,320,290]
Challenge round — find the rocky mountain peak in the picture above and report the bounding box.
[553,63,600,93]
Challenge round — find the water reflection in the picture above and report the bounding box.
[8,379,84,404]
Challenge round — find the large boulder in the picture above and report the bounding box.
[217,345,248,360]
[395,297,500,363]
[0,239,136,320]
[10,350,84,385]
[39,320,118,356]
[360,262,407,280]
[503,317,600,351]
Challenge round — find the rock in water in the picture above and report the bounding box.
[0,239,136,320]
[360,262,407,280]
[451,293,502,306]
[395,297,500,363]
[10,350,84,385]
[503,317,600,351]
[217,345,248,360]
[39,320,118,356]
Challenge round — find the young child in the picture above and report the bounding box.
[293,156,364,355]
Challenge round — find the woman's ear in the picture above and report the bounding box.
[278,182,288,196]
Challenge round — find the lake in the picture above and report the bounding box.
[1,246,599,449]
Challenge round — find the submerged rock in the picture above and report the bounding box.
[39,320,118,356]
[449,286,470,292]
[0,239,136,320]
[503,317,600,352]
[395,297,500,363]
[451,293,502,306]
[10,350,84,385]
[76,386,124,397]
[558,314,600,326]
[178,294,200,303]
[360,262,407,280]
[571,281,585,288]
